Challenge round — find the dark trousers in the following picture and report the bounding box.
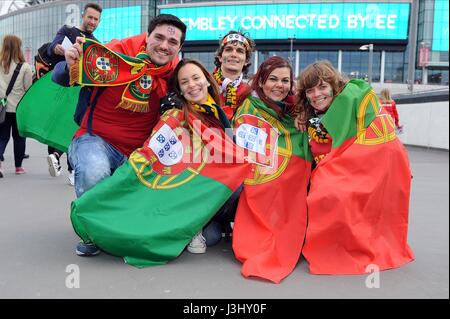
[48,146,73,172]
[211,184,243,225]
[0,112,25,167]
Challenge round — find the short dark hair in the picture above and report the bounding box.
[83,3,102,14]
[148,14,187,45]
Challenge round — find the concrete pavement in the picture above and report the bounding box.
[0,139,448,299]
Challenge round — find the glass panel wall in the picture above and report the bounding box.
[341,51,381,82]
[182,51,216,73]
[257,51,291,69]
[384,51,406,83]
[299,51,339,72]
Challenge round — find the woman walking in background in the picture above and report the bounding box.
[380,87,403,133]
[0,35,33,178]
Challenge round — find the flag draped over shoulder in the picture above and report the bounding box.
[302,79,415,275]
[71,109,251,267]
[17,72,81,152]
[232,96,312,284]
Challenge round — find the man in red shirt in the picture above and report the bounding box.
[54,14,186,257]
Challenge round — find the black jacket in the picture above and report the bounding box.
[47,25,97,64]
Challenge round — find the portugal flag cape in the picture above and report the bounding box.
[232,96,312,283]
[71,109,250,267]
[302,79,415,275]
[17,72,81,152]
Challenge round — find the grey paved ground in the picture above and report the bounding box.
[0,139,448,299]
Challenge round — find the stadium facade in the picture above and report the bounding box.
[0,0,448,85]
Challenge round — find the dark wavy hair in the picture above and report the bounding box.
[295,60,347,122]
[214,30,255,75]
[169,58,224,129]
[83,3,102,14]
[249,56,294,117]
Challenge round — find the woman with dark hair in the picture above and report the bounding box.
[0,35,33,178]
[70,59,251,267]
[169,59,227,131]
[231,56,312,283]
[168,58,234,254]
[295,60,414,275]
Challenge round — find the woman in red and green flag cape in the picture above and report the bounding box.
[295,60,414,275]
[232,56,312,283]
[71,59,251,267]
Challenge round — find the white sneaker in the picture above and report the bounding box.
[187,231,206,254]
[47,154,61,177]
[67,171,75,186]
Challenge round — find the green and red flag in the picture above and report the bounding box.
[232,96,312,283]
[71,109,251,267]
[16,72,80,152]
[302,79,415,275]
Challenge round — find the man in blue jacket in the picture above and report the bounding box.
[46,2,102,185]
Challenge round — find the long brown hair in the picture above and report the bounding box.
[295,60,347,122]
[169,58,224,128]
[380,88,392,102]
[249,55,294,117]
[0,35,25,74]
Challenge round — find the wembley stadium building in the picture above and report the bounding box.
[0,0,448,85]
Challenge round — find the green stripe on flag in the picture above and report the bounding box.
[321,79,378,149]
[71,160,233,268]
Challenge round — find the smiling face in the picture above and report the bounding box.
[305,80,334,113]
[261,67,291,102]
[178,63,210,105]
[219,41,247,76]
[81,8,101,33]
[146,24,182,66]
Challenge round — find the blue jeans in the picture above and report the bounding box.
[68,134,127,198]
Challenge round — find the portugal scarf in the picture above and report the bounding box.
[307,115,332,164]
[190,94,231,129]
[213,67,242,111]
[70,38,177,112]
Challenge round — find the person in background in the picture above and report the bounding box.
[46,2,102,185]
[380,87,403,133]
[0,35,33,178]
[212,30,255,120]
[194,31,256,248]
